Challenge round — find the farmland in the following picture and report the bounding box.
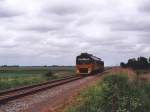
[0,66,75,92]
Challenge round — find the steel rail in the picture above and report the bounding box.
[0,76,81,104]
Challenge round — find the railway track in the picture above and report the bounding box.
[0,76,81,105]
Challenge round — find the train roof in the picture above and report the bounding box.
[77,53,102,61]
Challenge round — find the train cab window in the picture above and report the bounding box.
[76,58,91,64]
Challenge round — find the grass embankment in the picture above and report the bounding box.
[65,69,150,112]
[0,67,75,92]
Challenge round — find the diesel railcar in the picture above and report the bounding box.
[76,53,104,75]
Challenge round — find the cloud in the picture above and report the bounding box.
[138,0,150,12]
[0,8,19,18]
[0,2,21,18]
[45,4,81,16]
[0,0,149,66]
[23,24,61,32]
[109,19,150,32]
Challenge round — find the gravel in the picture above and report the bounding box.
[0,75,100,112]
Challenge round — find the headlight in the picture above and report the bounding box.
[76,70,79,73]
[88,69,91,73]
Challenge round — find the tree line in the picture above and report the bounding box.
[120,57,150,69]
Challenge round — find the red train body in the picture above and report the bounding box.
[76,53,104,75]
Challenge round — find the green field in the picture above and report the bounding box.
[65,70,150,112]
[0,66,75,92]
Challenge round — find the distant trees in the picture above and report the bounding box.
[120,62,127,68]
[120,56,150,69]
[1,65,19,67]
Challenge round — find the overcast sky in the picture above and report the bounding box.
[0,0,150,66]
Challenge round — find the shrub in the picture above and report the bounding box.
[44,70,53,77]
[66,74,150,112]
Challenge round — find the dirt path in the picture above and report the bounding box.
[139,70,150,82]
[104,67,136,80]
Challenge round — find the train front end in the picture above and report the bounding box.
[76,53,93,75]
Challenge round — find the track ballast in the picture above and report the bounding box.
[0,76,81,104]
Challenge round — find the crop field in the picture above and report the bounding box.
[0,66,75,92]
[65,68,150,112]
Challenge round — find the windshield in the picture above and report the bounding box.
[76,58,91,64]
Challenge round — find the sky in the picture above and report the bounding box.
[0,0,150,66]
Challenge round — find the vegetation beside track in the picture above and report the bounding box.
[0,67,75,92]
[65,69,150,112]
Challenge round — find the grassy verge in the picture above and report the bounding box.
[65,73,150,112]
[0,76,47,91]
[0,67,75,92]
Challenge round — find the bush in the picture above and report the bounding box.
[44,70,53,77]
[43,70,59,80]
[66,74,150,112]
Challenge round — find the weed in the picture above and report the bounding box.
[66,74,150,112]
